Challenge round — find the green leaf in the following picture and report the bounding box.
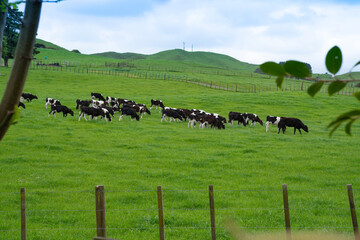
[328,121,343,137]
[353,91,360,101]
[284,60,311,78]
[276,76,284,88]
[325,46,342,75]
[328,81,346,96]
[307,81,324,97]
[345,119,356,136]
[260,62,286,77]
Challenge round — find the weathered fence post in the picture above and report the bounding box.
[209,185,216,240]
[157,186,165,240]
[95,185,106,238]
[235,84,237,92]
[283,184,291,240]
[21,188,26,240]
[347,184,360,240]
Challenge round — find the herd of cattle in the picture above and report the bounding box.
[19,92,309,135]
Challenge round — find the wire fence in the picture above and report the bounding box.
[29,61,359,96]
[0,184,359,240]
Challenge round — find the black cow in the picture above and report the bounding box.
[119,107,140,121]
[45,98,61,109]
[91,92,106,101]
[228,111,247,126]
[76,99,92,110]
[21,93,38,102]
[266,116,285,132]
[161,109,183,122]
[278,117,308,135]
[49,105,74,117]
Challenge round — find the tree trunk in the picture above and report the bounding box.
[0,0,8,66]
[0,0,42,141]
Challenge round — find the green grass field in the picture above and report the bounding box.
[0,45,360,239]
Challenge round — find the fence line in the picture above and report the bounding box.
[28,62,359,96]
[0,184,358,240]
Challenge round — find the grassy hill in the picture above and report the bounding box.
[92,48,258,72]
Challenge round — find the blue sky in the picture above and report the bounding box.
[16,0,360,74]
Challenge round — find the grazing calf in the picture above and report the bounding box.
[244,113,263,126]
[45,98,61,109]
[76,99,92,109]
[278,117,308,135]
[79,106,111,122]
[228,112,247,126]
[91,92,106,101]
[161,109,183,122]
[49,105,74,117]
[18,102,25,109]
[266,116,284,132]
[119,107,140,121]
[150,99,165,110]
[21,93,38,102]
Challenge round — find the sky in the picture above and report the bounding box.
[16,0,360,74]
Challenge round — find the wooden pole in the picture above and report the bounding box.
[283,184,291,240]
[209,185,216,240]
[21,188,26,240]
[95,185,106,238]
[347,184,360,240]
[157,186,165,240]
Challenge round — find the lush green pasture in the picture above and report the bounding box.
[0,66,359,240]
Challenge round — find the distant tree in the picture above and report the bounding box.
[3,5,23,66]
[260,46,360,136]
[71,49,81,54]
[0,0,8,67]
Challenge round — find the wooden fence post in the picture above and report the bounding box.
[21,188,26,240]
[95,185,106,238]
[157,186,165,240]
[209,185,216,240]
[347,184,360,240]
[283,184,291,240]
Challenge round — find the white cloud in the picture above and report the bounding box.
[32,0,360,74]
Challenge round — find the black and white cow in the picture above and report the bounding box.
[244,113,263,126]
[45,98,61,109]
[21,93,38,102]
[228,112,247,126]
[76,99,92,110]
[266,116,285,132]
[278,117,308,135]
[91,92,106,101]
[119,106,140,121]
[117,98,136,107]
[91,99,107,108]
[150,99,165,110]
[161,109,183,122]
[49,105,74,117]
[106,97,117,106]
[79,106,112,122]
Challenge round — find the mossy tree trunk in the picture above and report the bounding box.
[0,0,42,141]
